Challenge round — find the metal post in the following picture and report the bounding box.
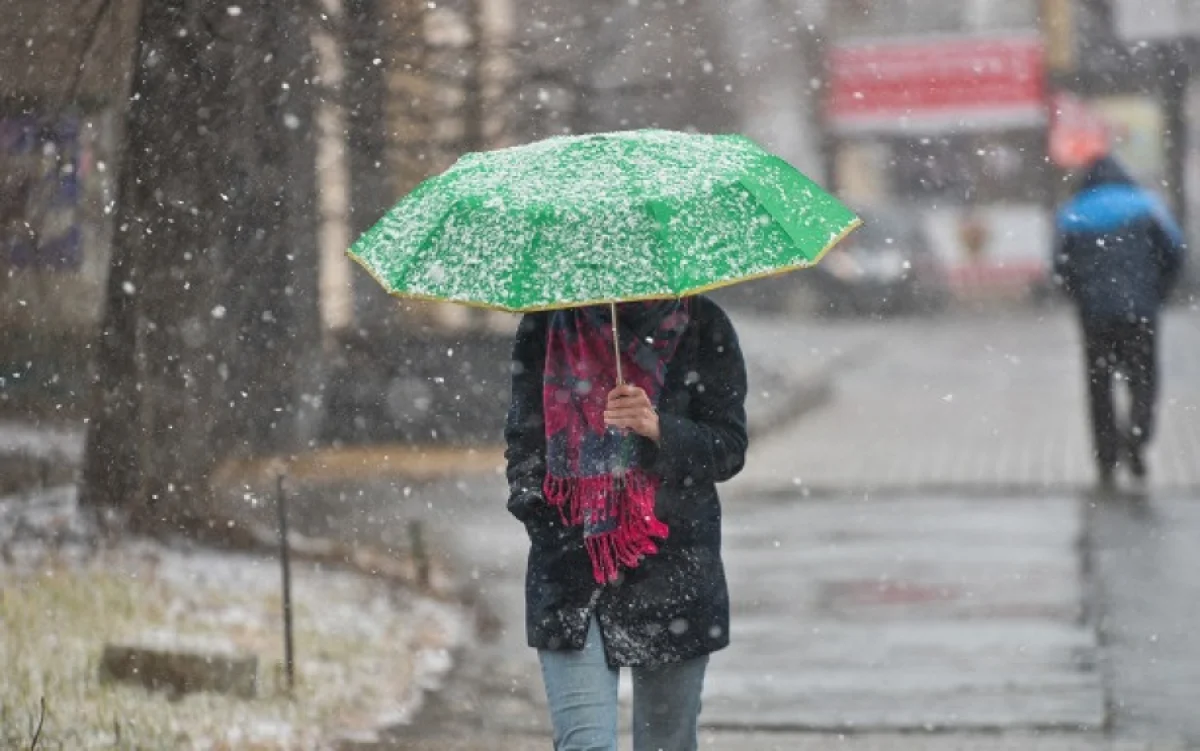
[276,474,295,693]
[408,519,430,589]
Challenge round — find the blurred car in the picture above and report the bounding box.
[807,211,948,317]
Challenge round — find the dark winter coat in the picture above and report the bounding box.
[504,295,748,668]
[1055,156,1185,322]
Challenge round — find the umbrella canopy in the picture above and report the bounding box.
[349,129,860,312]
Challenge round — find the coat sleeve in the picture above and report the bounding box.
[504,313,569,544]
[646,300,749,485]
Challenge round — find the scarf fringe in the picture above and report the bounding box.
[544,472,669,584]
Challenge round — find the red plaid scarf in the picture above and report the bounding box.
[543,301,691,584]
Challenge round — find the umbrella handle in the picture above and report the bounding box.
[610,302,624,386]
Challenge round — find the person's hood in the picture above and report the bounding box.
[1079,155,1136,191]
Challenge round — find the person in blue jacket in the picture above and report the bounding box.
[1055,155,1185,486]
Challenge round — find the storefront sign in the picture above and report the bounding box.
[827,35,1047,134]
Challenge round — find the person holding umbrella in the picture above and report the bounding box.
[1055,154,1186,488]
[347,129,859,749]
[505,296,746,749]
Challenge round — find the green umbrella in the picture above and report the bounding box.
[348,129,860,316]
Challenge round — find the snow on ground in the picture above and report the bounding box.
[0,487,470,750]
[0,420,83,462]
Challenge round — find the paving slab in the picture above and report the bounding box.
[735,309,1200,495]
[705,494,1104,731]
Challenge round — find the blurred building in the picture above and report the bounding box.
[0,0,139,417]
[335,0,827,335]
[6,0,1196,439]
[823,0,1200,302]
[320,0,832,443]
[1046,0,1200,294]
[1070,1,1198,260]
[824,0,1053,301]
[0,0,138,332]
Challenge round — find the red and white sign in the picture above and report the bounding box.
[827,36,1047,134]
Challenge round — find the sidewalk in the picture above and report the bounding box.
[736,308,1200,496]
[371,732,1186,750]
[337,454,1107,745]
[338,307,1199,748]
[692,734,1185,750]
[355,483,1179,750]
[728,309,881,438]
[709,493,1103,732]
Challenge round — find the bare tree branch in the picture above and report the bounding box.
[28,696,45,751]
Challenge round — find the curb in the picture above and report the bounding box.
[210,444,505,488]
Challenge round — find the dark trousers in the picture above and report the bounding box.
[1082,318,1158,470]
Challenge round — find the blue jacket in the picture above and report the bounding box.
[1055,157,1185,322]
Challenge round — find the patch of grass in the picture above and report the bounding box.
[0,545,455,749]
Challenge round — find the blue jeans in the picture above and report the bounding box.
[538,616,709,751]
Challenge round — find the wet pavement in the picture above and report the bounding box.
[720,306,1200,745]
[356,306,1200,749]
[1091,492,1200,744]
[737,308,1200,495]
[329,306,1200,748]
[709,493,1102,731]
[354,731,1185,751]
[357,482,1112,748]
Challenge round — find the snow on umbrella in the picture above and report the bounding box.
[347,129,861,313]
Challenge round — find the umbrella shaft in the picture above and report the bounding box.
[611,302,629,477]
[610,302,624,386]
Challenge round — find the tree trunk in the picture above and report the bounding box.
[82,1,321,535]
[344,0,404,335]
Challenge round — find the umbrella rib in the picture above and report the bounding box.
[731,177,812,272]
